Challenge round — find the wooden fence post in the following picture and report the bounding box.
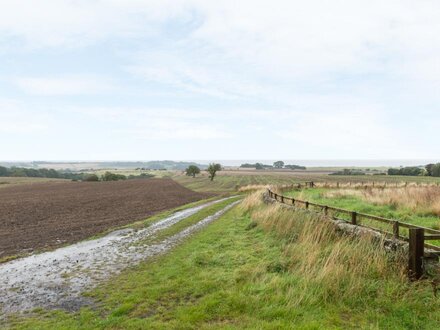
[281,195,284,203]
[292,198,295,205]
[324,206,328,216]
[393,221,399,239]
[351,211,357,225]
[305,201,309,209]
[408,228,424,280]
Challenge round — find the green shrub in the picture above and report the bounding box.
[101,171,127,181]
[83,174,100,182]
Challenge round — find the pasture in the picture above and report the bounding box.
[173,169,440,193]
[284,186,440,230]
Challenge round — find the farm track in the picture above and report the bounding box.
[0,197,240,316]
[0,179,211,258]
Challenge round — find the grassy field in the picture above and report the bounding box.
[0,177,67,189]
[4,169,440,194]
[6,192,440,329]
[284,187,440,230]
[171,169,440,194]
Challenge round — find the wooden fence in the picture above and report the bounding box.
[267,183,440,280]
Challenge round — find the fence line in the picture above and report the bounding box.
[281,181,440,190]
[267,183,440,280]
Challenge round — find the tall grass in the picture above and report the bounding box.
[325,186,440,216]
[237,184,269,192]
[241,191,409,305]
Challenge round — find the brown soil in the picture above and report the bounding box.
[0,179,210,258]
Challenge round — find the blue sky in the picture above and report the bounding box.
[1,0,439,161]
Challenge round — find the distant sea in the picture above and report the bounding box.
[195,160,438,167]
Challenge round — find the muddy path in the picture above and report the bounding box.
[0,197,240,316]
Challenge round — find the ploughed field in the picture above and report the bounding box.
[0,178,210,259]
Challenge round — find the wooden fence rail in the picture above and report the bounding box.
[267,184,440,280]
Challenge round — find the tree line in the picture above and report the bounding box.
[240,161,306,170]
[0,166,86,180]
[0,166,154,181]
[388,163,440,177]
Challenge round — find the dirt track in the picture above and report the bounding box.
[0,179,210,258]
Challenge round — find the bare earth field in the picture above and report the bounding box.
[0,179,210,258]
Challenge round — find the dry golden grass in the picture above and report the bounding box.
[315,181,438,189]
[325,186,440,216]
[239,189,266,211]
[240,193,408,304]
[237,184,269,192]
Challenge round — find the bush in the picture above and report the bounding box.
[83,174,100,182]
[127,173,154,179]
[285,164,307,170]
[388,167,423,176]
[330,169,365,176]
[101,171,127,181]
[431,164,440,177]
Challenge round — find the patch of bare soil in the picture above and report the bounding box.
[0,179,210,258]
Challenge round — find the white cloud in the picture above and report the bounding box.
[0,0,187,48]
[13,76,115,95]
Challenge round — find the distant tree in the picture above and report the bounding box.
[285,164,306,170]
[10,167,28,177]
[387,168,400,176]
[426,164,434,176]
[401,167,423,176]
[101,171,127,181]
[185,165,201,178]
[387,167,423,176]
[431,163,440,177]
[330,168,365,176]
[207,163,221,181]
[83,174,100,182]
[273,161,284,169]
[255,163,264,170]
[0,166,8,176]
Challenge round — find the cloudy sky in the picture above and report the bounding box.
[1,0,439,161]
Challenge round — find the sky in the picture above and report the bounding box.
[1,0,439,162]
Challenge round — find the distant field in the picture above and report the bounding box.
[172,170,440,193]
[0,179,210,259]
[0,177,68,189]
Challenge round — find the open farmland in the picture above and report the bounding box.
[0,177,68,189]
[173,169,440,193]
[0,179,210,259]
